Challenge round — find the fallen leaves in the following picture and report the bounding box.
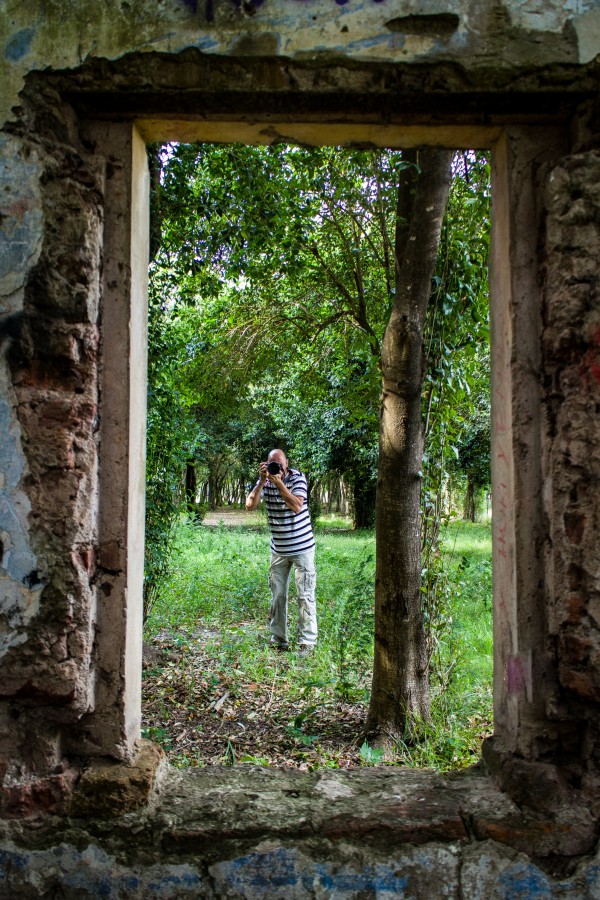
[141,627,368,770]
[141,622,493,772]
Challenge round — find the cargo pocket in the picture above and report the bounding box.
[298,569,316,601]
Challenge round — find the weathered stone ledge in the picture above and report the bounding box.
[1,762,599,897]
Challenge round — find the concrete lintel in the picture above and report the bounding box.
[136,119,502,148]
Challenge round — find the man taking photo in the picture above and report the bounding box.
[246,449,317,655]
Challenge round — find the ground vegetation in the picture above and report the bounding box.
[142,513,492,770]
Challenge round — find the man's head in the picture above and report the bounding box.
[267,449,288,475]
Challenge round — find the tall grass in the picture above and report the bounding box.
[144,516,492,770]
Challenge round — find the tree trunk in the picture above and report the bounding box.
[340,478,349,516]
[185,462,197,516]
[464,477,476,522]
[351,478,377,529]
[208,472,217,509]
[366,148,453,742]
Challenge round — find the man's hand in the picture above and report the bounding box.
[269,471,304,514]
[246,463,268,511]
[268,471,284,489]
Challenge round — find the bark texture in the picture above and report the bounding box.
[464,478,477,522]
[366,148,454,740]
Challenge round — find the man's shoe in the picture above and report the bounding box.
[271,641,289,652]
[298,644,315,657]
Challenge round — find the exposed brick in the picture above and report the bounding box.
[564,512,586,545]
[559,666,600,701]
[71,546,96,576]
[559,633,593,664]
[97,540,125,573]
[320,797,468,845]
[0,768,79,819]
[482,742,576,814]
[472,815,597,859]
[563,593,587,625]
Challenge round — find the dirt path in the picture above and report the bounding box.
[202,508,265,527]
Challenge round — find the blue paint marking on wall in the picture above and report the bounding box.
[192,36,220,51]
[586,864,600,891]
[225,847,299,887]
[332,0,387,6]
[227,0,266,10]
[1,846,204,896]
[147,872,204,890]
[0,849,29,871]
[340,33,403,52]
[216,849,411,895]
[4,28,35,62]
[498,862,552,899]
[312,862,410,893]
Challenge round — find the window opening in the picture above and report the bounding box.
[140,142,492,771]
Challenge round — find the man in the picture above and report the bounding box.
[246,449,317,654]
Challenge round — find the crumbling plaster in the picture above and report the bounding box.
[0,136,44,658]
[2,763,600,899]
[1,0,600,132]
[0,82,105,781]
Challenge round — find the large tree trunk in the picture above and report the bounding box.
[366,148,453,742]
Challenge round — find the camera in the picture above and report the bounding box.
[267,461,282,475]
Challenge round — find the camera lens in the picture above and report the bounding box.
[267,462,281,475]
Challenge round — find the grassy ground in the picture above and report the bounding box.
[142,512,492,771]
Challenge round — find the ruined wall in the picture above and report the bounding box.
[2,0,600,895]
[0,82,105,801]
[543,149,600,800]
[2,764,600,898]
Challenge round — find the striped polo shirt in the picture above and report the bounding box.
[262,468,315,556]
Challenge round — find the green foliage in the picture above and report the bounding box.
[147,144,398,532]
[144,519,492,771]
[331,552,375,701]
[452,366,492,520]
[359,742,385,765]
[145,143,491,701]
[150,141,490,498]
[394,524,493,769]
[419,152,490,656]
[422,536,464,693]
[141,725,173,752]
[144,520,269,633]
[144,274,204,621]
[422,153,490,479]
